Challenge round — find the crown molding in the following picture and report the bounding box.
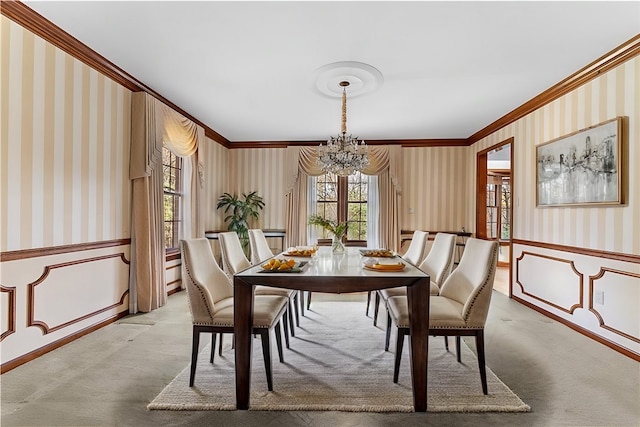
[228,138,470,149]
[1,0,231,147]
[468,34,640,144]
[4,1,638,150]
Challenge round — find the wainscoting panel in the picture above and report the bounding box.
[1,286,16,340]
[589,268,640,344]
[0,243,130,368]
[512,241,640,358]
[166,259,182,295]
[515,251,583,314]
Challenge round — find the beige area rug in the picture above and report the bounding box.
[148,300,530,413]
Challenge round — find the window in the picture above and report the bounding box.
[486,173,510,241]
[163,146,182,251]
[500,176,511,240]
[315,171,368,244]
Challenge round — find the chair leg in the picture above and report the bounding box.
[393,328,406,383]
[444,336,449,351]
[210,332,217,363]
[260,330,274,391]
[299,290,305,317]
[287,299,295,337]
[307,291,312,310]
[476,330,488,395]
[385,312,392,351]
[366,291,371,316]
[275,321,284,363]
[219,333,224,356]
[293,292,300,328]
[189,327,200,387]
[373,292,380,326]
[456,336,462,363]
[282,311,290,349]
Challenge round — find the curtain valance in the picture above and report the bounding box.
[285,145,402,195]
[130,93,200,180]
[160,103,199,158]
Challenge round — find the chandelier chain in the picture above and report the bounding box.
[317,81,369,177]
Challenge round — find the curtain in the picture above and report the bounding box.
[367,174,380,248]
[284,145,402,251]
[129,92,166,313]
[129,93,204,313]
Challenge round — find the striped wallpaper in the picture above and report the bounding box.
[202,136,232,231]
[468,56,639,255]
[207,146,469,234]
[231,148,287,230]
[400,146,468,232]
[1,16,131,252]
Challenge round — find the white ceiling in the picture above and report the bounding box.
[24,1,640,143]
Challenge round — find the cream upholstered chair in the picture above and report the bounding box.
[386,238,499,394]
[248,228,274,266]
[248,229,301,331]
[371,230,429,326]
[402,230,429,266]
[380,233,457,305]
[219,231,296,344]
[181,238,288,390]
[380,233,458,344]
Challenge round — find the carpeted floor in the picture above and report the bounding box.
[148,300,529,413]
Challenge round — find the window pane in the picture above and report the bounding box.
[162,146,182,250]
[314,172,369,243]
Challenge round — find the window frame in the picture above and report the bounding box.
[315,172,368,246]
[162,146,183,254]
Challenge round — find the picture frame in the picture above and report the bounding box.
[536,117,625,207]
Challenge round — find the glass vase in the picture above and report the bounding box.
[331,234,345,254]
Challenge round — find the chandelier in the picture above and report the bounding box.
[318,81,369,176]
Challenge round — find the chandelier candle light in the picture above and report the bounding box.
[318,81,369,176]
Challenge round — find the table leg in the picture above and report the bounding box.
[407,276,430,412]
[234,277,254,410]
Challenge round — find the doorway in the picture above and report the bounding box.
[476,138,513,296]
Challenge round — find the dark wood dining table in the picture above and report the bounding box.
[233,246,431,412]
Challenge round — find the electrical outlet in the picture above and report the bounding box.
[594,290,604,305]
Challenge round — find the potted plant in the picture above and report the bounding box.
[216,191,265,257]
[308,215,348,254]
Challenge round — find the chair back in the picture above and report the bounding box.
[248,229,274,265]
[218,231,251,281]
[438,238,499,327]
[181,238,233,324]
[419,233,457,288]
[403,230,429,265]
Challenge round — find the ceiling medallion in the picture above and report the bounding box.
[313,61,384,98]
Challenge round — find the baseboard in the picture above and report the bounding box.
[512,295,640,361]
[0,310,129,374]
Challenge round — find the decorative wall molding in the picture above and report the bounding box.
[589,267,640,344]
[512,239,640,264]
[1,239,132,262]
[1,286,16,341]
[166,263,182,271]
[515,251,583,314]
[27,253,130,334]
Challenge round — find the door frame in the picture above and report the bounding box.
[476,137,514,296]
